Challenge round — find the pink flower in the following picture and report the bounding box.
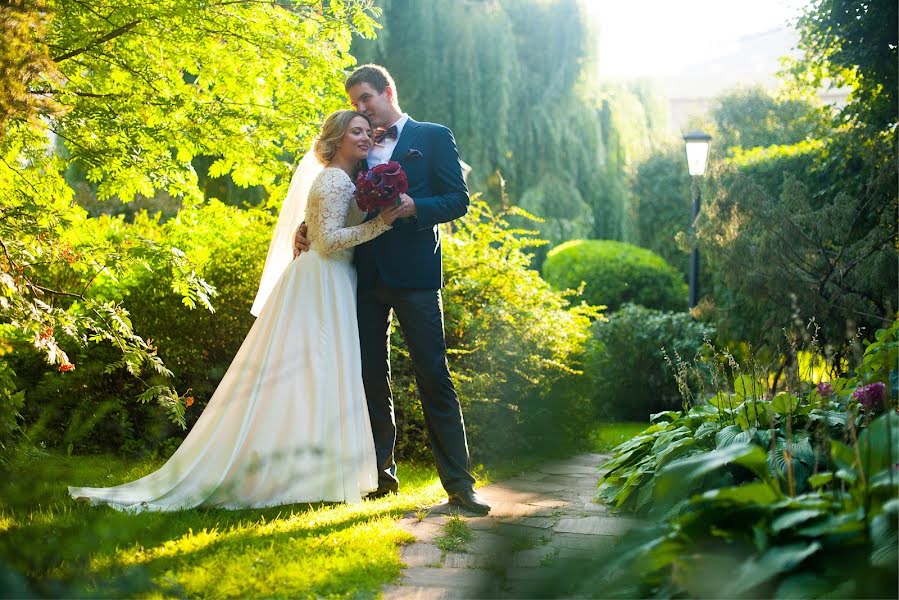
[853,382,885,409]
[817,382,833,397]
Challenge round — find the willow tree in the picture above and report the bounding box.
[352,0,666,243]
[0,0,377,425]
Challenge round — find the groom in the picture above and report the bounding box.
[296,64,489,514]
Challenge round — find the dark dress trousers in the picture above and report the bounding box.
[354,118,476,493]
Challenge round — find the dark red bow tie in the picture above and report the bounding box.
[374,125,398,144]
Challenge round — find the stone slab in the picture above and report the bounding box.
[443,552,493,569]
[549,532,612,551]
[399,543,443,568]
[397,520,444,543]
[564,453,611,465]
[503,566,557,582]
[554,516,639,536]
[490,479,568,494]
[529,499,570,509]
[473,500,554,519]
[401,567,495,592]
[540,475,598,488]
[493,522,552,544]
[507,471,550,481]
[575,500,609,513]
[496,516,556,529]
[466,529,509,554]
[509,545,558,568]
[463,516,496,530]
[536,463,601,477]
[382,585,451,600]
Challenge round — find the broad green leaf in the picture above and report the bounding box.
[716,424,756,448]
[856,412,899,477]
[656,443,771,501]
[701,481,781,504]
[734,374,763,400]
[722,542,821,597]
[797,509,865,537]
[807,472,833,488]
[734,400,765,430]
[653,437,697,469]
[754,428,776,448]
[869,468,899,492]
[829,440,857,471]
[869,500,898,568]
[770,509,823,533]
[651,426,692,453]
[769,392,800,415]
[775,573,840,599]
[707,392,735,410]
[650,410,679,423]
[694,420,720,441]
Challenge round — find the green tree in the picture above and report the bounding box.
[629,144,692,277]
[0,0,377,427]
[698,136,897,364]
[710,86,825,154]
[691,0,898,363]
[352,0,666,241]
[786,0,898,133]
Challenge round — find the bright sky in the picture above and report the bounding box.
[584,0,810,79]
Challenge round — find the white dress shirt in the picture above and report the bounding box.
[368,113,409,167]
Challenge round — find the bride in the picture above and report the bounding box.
[68,110,403,511]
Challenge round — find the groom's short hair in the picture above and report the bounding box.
[345,64,399,104]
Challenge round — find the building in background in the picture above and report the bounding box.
[663,27,848,131]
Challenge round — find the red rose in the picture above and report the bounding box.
[354,161,409,213]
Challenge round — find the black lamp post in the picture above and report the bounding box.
[683,131,711,309]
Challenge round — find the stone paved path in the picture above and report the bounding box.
[382,453,641,599]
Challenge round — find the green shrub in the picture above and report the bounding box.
[542,239,688,312]
[587,319,899,599]
[13,200,599,463]
[391,201,600,461]
[12,201,274,456]
[587,304,715,421]
[0,359,24,464]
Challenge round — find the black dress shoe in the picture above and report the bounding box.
[447,488,490,515]
[366,486,398,500]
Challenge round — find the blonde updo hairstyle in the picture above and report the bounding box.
[313,109,371,165]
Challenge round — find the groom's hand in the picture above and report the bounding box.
[397,194,417,218]
[293,223,310,258]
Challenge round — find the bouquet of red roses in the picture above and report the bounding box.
[354,161,408,213]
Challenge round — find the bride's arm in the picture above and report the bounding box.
[308,172,393,254]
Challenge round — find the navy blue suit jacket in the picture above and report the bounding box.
[354,118,469,290]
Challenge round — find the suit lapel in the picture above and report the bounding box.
[390,118,421,163]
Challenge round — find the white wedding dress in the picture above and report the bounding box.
[68,168,390,511]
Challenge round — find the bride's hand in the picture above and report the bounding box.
[379,204,404,226]
[293,223,310,258]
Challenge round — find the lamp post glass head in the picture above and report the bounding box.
[683,131,712,177]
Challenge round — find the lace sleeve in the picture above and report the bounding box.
[307,169,391,254]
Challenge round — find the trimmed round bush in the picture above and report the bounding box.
[587,304,716,421]
[542,239,688,311]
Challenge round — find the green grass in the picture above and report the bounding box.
[0,424,653,597]
[434,515,473,553]
[589,421,649,453]
[0,452,447,598]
